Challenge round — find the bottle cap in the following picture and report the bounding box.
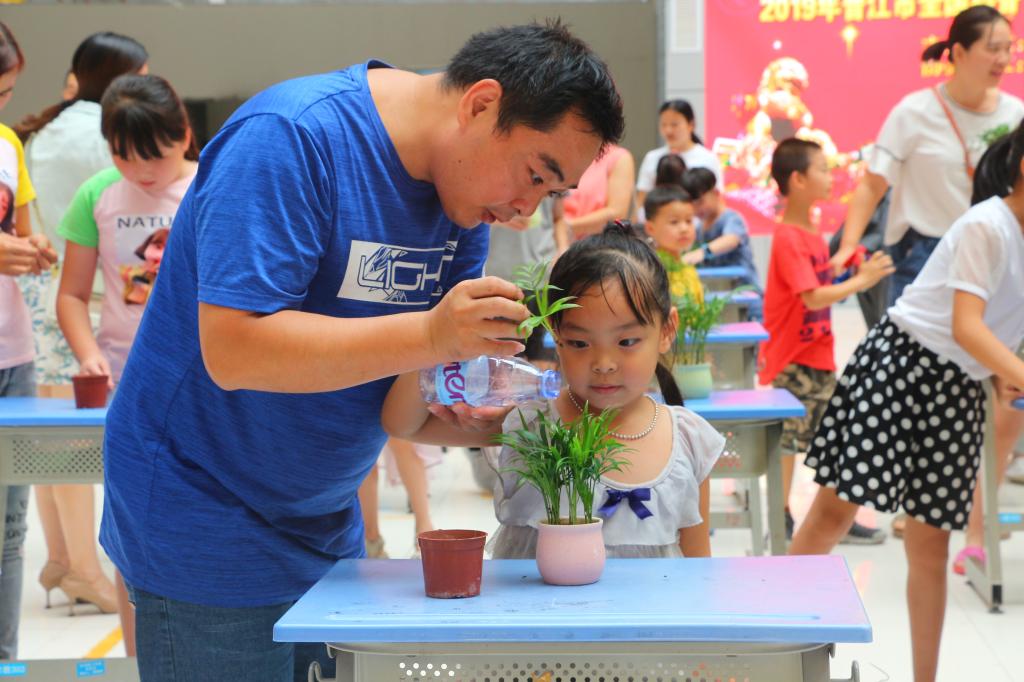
[540,370,562,400]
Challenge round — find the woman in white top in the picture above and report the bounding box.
[636,99,722,214]
[15,32,149,390]
[831,5,1024,551]
[792,121,1024,682]
[12,31,148,631]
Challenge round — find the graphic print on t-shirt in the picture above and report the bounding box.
[0,143,17,235]
[338,239,456,305]
[115,214,172,305]
[798,252,832,344]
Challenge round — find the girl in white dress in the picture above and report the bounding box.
[383,222,724,558]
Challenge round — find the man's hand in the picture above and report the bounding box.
[426,401,513,434]
[828,243,859,278]
[426,277,529,361]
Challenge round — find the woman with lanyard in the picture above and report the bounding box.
[831,5,1024,555]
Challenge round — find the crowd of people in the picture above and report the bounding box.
[0,7,1022,682]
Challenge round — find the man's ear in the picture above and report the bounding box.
[456,79,503,130]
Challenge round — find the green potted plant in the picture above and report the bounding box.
[673,291,728,400]
[496,406,629,585]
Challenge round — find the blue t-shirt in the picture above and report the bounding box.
[697,209,759,288]
[100,62,489,607]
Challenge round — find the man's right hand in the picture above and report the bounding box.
[0,233,47,276]
[828,243,858,278]
[426,276,530,361]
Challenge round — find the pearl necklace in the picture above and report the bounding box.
[567,390,660,441]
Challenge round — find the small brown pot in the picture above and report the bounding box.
[417,529,486,599]
[72,374,109,409]
[536,518,605,586]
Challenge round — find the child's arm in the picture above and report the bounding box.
[57,242,112,383]
[952,290,1024,395]
[678,478,711,557]
[381,371,506,447]
[682,234,742,266]
[800,251,894,311]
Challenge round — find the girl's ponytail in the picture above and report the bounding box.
[971,122,1024,204]
[655,362,684,407]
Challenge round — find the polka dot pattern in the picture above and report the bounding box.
[805,318,985,531]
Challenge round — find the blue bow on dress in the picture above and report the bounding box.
[598,488,654,520]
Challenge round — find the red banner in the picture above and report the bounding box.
[705,0,1024,235]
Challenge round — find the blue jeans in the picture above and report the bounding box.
[0,362,34,659]
[887,228,941,306]
[126,584,336,681]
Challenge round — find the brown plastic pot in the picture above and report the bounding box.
[417,529,486,599]
[72,374,109,409]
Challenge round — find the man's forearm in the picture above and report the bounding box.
[199,304,441,393]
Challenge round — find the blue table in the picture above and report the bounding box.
[275,556,870,682]
[707,289,762,323]
[688,389,805,556]
[696,264,748,291]
[703,321,768,389]
[0,399,138,681]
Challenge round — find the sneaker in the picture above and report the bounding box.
[785,509,795,540]
[1006,455,1024,485]
[840,521,887,545]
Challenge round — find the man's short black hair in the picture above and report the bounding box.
[771,138,822,196]
[644,185,692,221]
[443,19,624,146]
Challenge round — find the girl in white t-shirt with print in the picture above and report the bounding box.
[53,74,197,647]
[58,73,198,386]
[790,122,1024,682]
[636,100,722,215]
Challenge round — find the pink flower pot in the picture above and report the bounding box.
[536,518,605,586]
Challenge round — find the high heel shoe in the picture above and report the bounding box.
[58,573,118,616]
[38,561,69,609]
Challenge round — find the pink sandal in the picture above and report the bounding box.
[953,546,986,576]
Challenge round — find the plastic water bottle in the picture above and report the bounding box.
[420,356,562,407]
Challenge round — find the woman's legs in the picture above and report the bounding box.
[903,516,951,682]
[388,439,434,536]
[788,486,860,555]
[34,485,70,570]
[357,463,387,557]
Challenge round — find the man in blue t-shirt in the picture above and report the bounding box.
[101,21,623,681]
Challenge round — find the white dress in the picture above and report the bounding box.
[488,402,725,559]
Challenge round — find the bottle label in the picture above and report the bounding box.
[435,361,467,405]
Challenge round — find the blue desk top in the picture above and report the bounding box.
[0,398,106,427]
[707,290,761,304]
[274,556,871,645]
[685,388,804,421]
[704,321,769,344]
[696,265,747,281]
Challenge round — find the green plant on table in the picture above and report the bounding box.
[512,261,579,339]
[495,404,630,525]
[674,291,728,366]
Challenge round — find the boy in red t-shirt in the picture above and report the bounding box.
[759,138,894,544]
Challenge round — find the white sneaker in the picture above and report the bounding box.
[1007,455,1024,485]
